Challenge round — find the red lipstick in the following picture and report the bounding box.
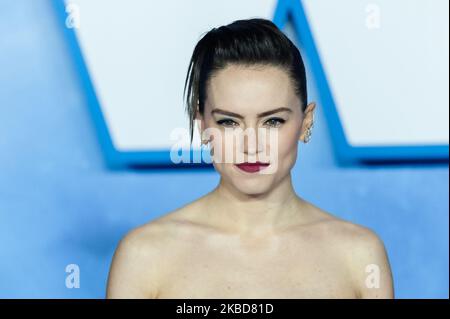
[235,162,270,173]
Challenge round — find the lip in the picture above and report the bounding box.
[235,162,270,173]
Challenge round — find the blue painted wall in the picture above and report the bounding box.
[0,0,448,298]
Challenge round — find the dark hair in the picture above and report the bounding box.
[183,18,307,143]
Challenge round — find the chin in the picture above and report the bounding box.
[233,179,275,196]
[217,163,281,196]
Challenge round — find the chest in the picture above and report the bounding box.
[156,238,357,298]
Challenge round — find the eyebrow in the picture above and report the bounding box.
[211,107,292,119]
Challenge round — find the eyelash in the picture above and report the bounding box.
[264,117,285,128]
[216,119,239,127]
[216,118,286,128]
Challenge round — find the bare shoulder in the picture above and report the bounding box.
[106,200,205,299]
[303,201,394,298]
[300,201,377,239]
[105,220,166,298]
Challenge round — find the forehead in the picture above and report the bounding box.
[205,64,299,115]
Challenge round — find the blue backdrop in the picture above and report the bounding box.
[0,0,448,298]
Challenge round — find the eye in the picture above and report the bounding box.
[264,117,285,128]
[216,119,239,127]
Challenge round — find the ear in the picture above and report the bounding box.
[299,102,316,142]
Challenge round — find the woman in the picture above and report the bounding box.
[106,18,394,299]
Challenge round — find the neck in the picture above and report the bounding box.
[206,174,306,236]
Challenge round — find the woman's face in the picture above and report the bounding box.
[198,64,312,196]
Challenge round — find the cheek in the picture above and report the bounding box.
[278,125,300,156]
[209,130,236,163]
[267,124,300,157]
[265,124,300,172]
[200,119,226,162]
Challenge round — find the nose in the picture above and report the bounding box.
[242,127,263,156]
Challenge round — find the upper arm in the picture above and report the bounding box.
[348,228,394,299]
[106,227,160,299]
